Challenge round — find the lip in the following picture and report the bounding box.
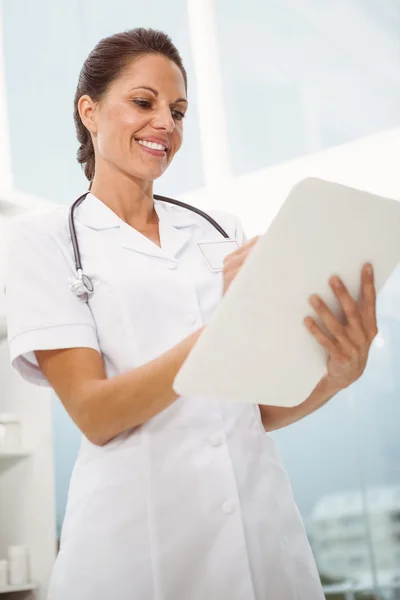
[135,136,169,151]
[136,141,167,158]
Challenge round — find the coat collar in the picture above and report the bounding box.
[74,193,197,261]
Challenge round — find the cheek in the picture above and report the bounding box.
[99,107,142,152]
[97,116,123,158]
[169,128,183,161]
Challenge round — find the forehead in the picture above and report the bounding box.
[114,54,187,97]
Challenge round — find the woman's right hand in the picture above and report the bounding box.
[223,237,260,295]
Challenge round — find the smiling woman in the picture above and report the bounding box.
[5,26,331,600]
[74,29,188,191]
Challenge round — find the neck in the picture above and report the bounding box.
[90,166,157,228]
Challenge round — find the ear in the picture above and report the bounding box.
[78,95,98,134]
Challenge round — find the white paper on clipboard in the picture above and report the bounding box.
[173,178,400,408]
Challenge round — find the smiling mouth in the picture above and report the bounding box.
[136,139,167,152]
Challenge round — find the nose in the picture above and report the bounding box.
[152,106,175,133]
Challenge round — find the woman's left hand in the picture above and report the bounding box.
[304,263,378,394]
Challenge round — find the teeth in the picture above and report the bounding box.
[137,140,166,151]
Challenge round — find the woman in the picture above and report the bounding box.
[5,28,378,600]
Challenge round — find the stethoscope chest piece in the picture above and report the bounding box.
[68,268,94,300]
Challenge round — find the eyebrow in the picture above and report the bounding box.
[129,86,188,104]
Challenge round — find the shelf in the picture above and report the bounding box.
[0,450,31,473]
[0,582,37,594]
[0,449,31,459]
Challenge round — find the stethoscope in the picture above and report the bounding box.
[68,191,229,299]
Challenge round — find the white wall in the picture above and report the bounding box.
[181,127,400,236]
[0,8,57,593]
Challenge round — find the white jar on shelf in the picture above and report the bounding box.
[8,546,30,586]
[0,559,8,589]
[0,413,22,450]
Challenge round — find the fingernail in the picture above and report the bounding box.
[304,317,313,328]
[366,263,373,275]
[331,277,341,288]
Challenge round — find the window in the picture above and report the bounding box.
[215,0,400,176]
[348,556,365,568]
[2,0,203,202]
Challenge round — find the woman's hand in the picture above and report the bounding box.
[304,263,378,394]
[223,237,259,294]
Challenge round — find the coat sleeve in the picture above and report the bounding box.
[5,216,101,387]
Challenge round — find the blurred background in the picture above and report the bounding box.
[0,0,399,598]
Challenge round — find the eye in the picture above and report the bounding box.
[133,99,152,109]
[172,109,186,121]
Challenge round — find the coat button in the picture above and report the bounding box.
[168,262,178,270]
[208,433,223,447]
[221,500,235,515]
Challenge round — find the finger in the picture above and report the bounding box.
[308,294,358,358]
[245,235,260,247]
[328,276,368,348]
[360,263,378,342]
[224,236,259,267]
[223,252,246,272]
[231,236,259,258]
[304,317,346,363]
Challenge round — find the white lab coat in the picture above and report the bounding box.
[5,193,324,600]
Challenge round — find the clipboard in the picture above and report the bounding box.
[173,178,400,408]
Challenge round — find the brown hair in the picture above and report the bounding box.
[73,28,187,183]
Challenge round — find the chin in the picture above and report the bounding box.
[133,167,167,182]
